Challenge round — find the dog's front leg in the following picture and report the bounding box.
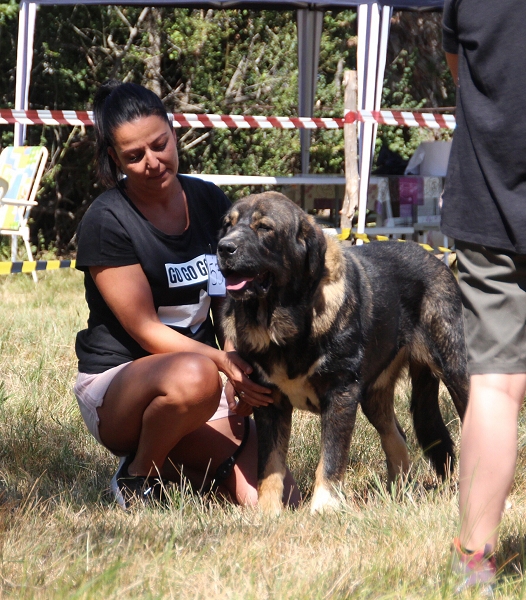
[254,397,293,516]
[311,389,360,514]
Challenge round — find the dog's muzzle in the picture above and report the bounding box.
[217,235,271,298]
[217,238,238,257]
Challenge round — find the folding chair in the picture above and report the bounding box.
[0,146,48,281]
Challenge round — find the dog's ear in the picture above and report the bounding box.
[218,214,229,240]
[299,214,327,281]
[218,206,238,240]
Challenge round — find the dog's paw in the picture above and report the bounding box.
[258,494,283,517]
[310,482,342,514]
[258,474,284,516]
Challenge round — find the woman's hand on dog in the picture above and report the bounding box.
[224,379,267,416]
[224,380,255,416]
[219,350,273,411]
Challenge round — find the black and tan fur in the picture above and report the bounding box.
[217,192,468,515]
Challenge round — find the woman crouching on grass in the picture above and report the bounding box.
[73,80,299,510]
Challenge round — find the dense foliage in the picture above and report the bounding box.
[0,4,454,254]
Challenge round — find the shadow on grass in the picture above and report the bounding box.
[0,414,116,508]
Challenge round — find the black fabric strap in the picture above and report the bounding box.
[209,416,251,492]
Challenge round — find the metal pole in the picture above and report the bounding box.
[14,1,37,146]
[297,8,324,175]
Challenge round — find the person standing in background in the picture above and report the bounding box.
[442,0,526,592]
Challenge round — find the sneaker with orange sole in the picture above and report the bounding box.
[451,537,496,596]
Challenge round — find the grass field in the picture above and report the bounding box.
[1,269,526,598]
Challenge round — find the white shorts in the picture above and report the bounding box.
[73,362,234,447]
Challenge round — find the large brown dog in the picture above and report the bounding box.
[217,192,468,515]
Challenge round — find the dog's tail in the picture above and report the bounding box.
[409,362,455,479]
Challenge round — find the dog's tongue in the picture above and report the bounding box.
[226,275,254,291]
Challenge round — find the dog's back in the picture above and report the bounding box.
[342,241,463,366]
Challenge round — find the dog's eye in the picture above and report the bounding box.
[256,223,273,232]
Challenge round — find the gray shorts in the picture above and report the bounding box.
[73,362,234,447]
[456,240,526,375]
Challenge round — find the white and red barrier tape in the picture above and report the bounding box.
[0,109,456,129]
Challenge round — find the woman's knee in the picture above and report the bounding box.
[160,353,222,412]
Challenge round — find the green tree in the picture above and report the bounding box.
[0,5,454,255]
[377,11,456,160]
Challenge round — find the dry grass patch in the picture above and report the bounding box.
[1,270,526,598]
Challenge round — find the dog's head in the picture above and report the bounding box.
[217,192,327,301]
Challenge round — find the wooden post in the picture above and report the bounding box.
[340,70,359,231]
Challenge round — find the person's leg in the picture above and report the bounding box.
[455,242,526,552]
[459,372,526,552]
[96,351,300,508]
[164,415,301,508]
[97,352,222,477]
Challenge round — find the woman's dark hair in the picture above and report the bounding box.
[93,80,172,188]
